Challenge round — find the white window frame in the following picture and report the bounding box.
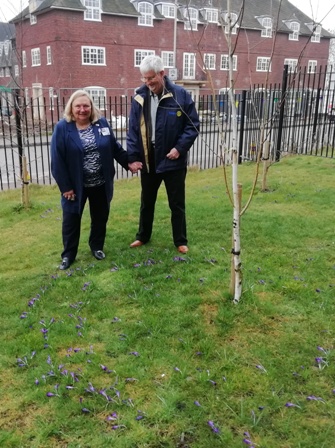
[203,53,216,70]
[284,58,298,73]
[205,8,218,23]
[0,68,4,77]
[138,2,154,26]
[134,49,155,67]
[85,86,106,109]
[22,50,27,68]
[289,21,300,41]
[82,46,105,65]
[224,12,238,34]
[82,0,101,21]
[14,65,19,77]
[311,25,321,43]
[30,14,37,25]
[4,41,9,56]
[46,46,52,65]
[256,56,271,72]
[183,52,196,79]
[308,60,317,73]
[31,48,41,66]
[161,3,175,18]
[261,17,272,38]
[5,67,10,77]
[161,51,175,68]
[220,54,237,71]
[184,7,198,31]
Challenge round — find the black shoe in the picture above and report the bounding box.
[92,250,105,260]
[59,257,71,270]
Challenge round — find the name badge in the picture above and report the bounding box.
[101,127,110,136]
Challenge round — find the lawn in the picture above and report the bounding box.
[0,155,334,447]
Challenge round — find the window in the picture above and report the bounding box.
[0,68,4,77]
[82,0,101,21]
[289,21,300,40]
[30,14,37,24]
[161,3,175,18]
[311,25,321,43]
[85,87,106,108]
[221,54,237,71]
[205,8,218,23]
[0,47,2,57]
[22,50,27,67]
[224,12,238,34]
[31,48,41,66]
[261,17,272,38]
[184,7,198,31]
[46,46,52,65]
[138,2,153,26]
[5,67,10,77]
[4,41,9,56]
[82,46,105,65]
[256,57,271,72]
[284,58,298,73]
[183,52,196,79]
[203,53,216,70]
[134,49,155,66]
[161,51,175,68]
[14,65,19,77]
[308,60,317,73]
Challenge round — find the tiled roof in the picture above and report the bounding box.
[0,22,15,41]
[9,0,334,38]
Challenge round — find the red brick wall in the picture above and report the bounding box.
[14,9,331,96]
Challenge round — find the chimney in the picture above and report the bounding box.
[29,0,44,14]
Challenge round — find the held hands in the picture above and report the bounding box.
[128,161,143,173]
[63,190,76,201]
[166,148,180,160]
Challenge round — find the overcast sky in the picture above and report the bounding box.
[0,0,334,30]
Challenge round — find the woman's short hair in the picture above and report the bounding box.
[140,55,164,74]
[63,89,101,123]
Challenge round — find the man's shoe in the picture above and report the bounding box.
[177,245,189,254]
[130,240,144,248]
[59,257,71,270]
[92,250,105,260]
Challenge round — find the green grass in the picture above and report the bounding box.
[1,155,335,447]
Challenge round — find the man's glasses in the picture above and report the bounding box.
[141,75,157,82]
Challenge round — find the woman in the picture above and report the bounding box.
[51,90,141,270]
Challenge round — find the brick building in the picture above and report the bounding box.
[6,0,333,107]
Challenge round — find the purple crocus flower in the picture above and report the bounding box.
[173,256,186,262]
[129,351,139,356]
[81,408,90,413]
[46,392,55,397]
[285,402,300,408]
[207,420,220,433]
[194,400,201,407]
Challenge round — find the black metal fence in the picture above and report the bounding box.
[1,65,335,191]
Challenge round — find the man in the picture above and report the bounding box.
[127,55,200,254]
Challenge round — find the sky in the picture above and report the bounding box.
[0,0,334,30]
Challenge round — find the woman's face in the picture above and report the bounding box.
[72,95,92,125]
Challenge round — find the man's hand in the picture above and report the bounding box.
[128,161,143,173]
[166,148,180,160]
[63,190,76,201]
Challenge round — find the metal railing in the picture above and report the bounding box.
[1,65,335,190]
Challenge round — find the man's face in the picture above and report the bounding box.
[141,70,165,95]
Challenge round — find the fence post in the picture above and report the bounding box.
[13,89,24,178]
[238,90,247,164]
[276,65,288,161]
